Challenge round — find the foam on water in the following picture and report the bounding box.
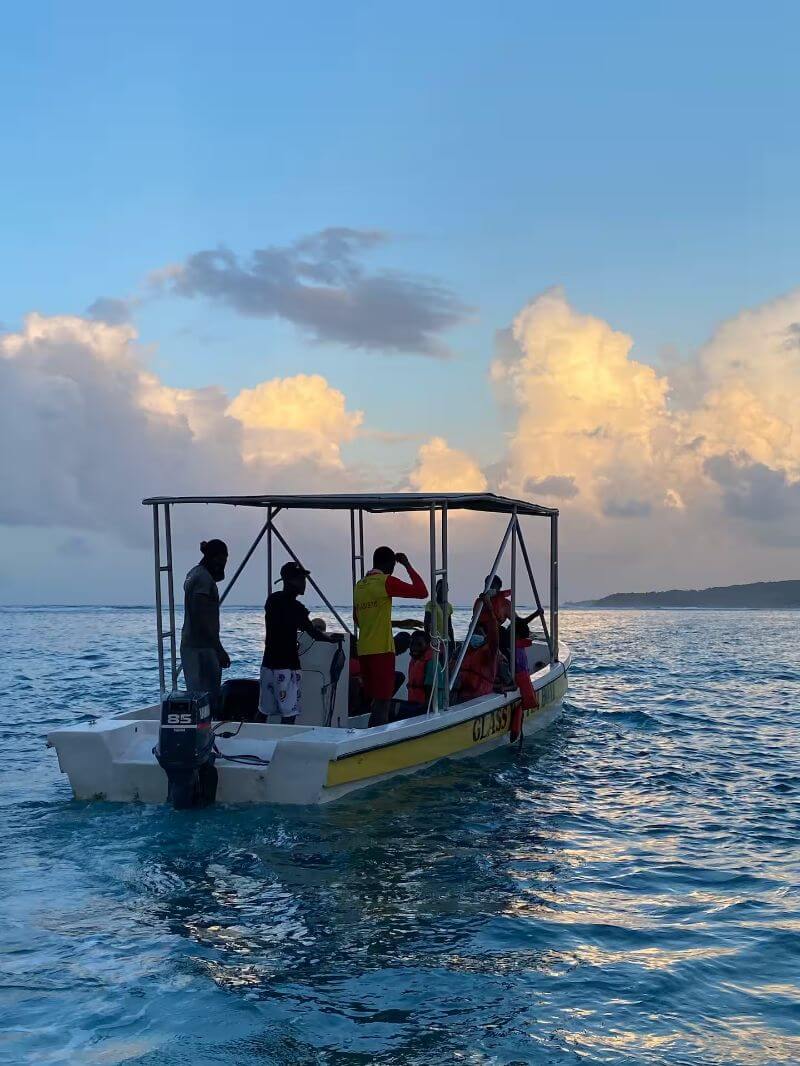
[1,607,798,1064]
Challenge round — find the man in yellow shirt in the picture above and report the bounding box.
[354,545,427,726]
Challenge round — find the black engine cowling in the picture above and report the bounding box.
[154,691,218,809]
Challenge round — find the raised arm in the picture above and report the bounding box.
[194,591,229,666]
[385,553,428,599]
[300,617,344,644]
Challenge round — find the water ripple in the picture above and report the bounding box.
[1,606,799,1063]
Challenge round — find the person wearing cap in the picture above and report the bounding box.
[180,538,230,713]
[353,546,428,727]
[259,561,343,724]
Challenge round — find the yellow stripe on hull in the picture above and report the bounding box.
[325,671,568,788]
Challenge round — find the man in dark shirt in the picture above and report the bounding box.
[180,538,230,712]
[259,561,342,724]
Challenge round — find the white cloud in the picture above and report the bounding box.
[0,313,361,548]
[4,281,800,602]
[227,374,362,466]
[686,288,800,477]
[409,436,488,492]
[491,288,680,517]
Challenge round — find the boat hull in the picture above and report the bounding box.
[47,650,570,806]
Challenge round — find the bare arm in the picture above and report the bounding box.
[300,618,343,643]
[193,591,229,666]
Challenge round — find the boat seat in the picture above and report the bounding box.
[294,636,350,728]
[218,678,261,721]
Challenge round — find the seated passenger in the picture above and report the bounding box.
[407,631,446,710]
[394,630,412,656]
[298,616,329,655]
[456,595,499,702]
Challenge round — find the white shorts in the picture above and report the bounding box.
[259,667,302,720]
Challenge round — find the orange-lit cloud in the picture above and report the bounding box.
[0,313,361,545]
[491,288,679,517]
[3,283,800,598]
[409,436,488,492]
[227,374,363,467]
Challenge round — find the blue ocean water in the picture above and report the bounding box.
[1,606,798,1065]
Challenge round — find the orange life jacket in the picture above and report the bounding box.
[407,648,433,704]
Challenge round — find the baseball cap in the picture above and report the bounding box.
[276,561,311,583]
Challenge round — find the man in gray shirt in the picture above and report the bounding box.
[180,538,230,711]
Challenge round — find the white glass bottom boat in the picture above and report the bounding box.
[48,492,570,806]
[48,644,570,805]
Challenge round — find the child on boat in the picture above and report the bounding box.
[406,630,446,711]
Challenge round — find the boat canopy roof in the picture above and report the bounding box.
[142,491,557,518]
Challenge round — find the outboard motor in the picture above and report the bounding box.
[154,691,218,809]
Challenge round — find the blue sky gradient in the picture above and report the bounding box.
[2,2,800,601]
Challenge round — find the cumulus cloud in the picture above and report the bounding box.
[0,312,361,547]
[478,284,800,590]
[492,288,680,517]
[686,289,800,478]
[5,280,800,602]
[161,228,469,357]
[408,436,488,493]
[227,374,362,467]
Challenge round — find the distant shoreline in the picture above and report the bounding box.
[568,579,800,610]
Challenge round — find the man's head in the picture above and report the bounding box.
[311,617,327,633]
[373,545,396,575]
[410,630,430,660]
[435,578,446,602]
[200,539,228,581]
[278,561,310,595]
[485,574,502,593]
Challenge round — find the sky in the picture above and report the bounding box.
[2,0,800,605]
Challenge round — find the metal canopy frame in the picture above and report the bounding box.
[143,491,557,518]
[146,493,560,700]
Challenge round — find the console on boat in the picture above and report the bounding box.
[47,492,571,806]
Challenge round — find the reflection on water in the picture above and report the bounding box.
[1,607,799,1063]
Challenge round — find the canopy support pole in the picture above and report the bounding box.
[152,504,166,695]
[428,503,438,714]
[514,518,552,657]
[269,519,353,636]
[164,504,178,690]
[510,507,517,676]
[267,505,273,592]
[441,502,450,709]
[219,509,282,607]
[449,514,515,692]
[358,509,365,578]
[550,513,559,663]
